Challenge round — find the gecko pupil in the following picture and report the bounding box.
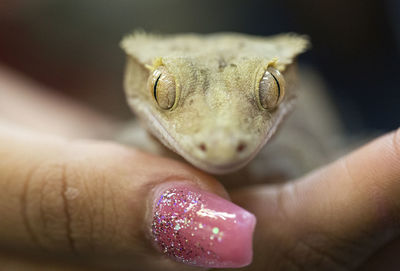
[269,72,281,103]
[258,67,286,110]
[154,74,161,102]
[151,67,177,110]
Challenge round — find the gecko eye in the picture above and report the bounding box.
[258,67,285,110]
[150,67,177,110]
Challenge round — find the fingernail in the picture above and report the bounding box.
[151,184,256,268]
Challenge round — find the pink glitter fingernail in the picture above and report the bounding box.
[151,184,256,268]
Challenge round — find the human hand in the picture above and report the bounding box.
[1,66,399,271]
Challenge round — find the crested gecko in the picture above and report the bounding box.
[120,32,342,187]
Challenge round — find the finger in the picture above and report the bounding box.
[232,129,400,270]
[0,125,255,270]
[0,65,117,138]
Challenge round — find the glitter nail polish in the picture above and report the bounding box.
[151,185,256,268]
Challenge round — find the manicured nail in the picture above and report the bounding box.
[151,184,256,268]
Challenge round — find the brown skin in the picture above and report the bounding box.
[1,66,400,270]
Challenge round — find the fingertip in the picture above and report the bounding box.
[150,182,256,268]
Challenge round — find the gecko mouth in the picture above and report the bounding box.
[180,152,257,175]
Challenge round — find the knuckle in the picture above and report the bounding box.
[29,159,77,252]
[61,147,121,253]
[27,142,129,255]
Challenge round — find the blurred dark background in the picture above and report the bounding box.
[0,0,399,134]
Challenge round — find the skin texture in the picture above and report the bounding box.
[121,33,308,174]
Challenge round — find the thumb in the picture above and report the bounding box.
[0,124,255,270]
[233,129,400,270]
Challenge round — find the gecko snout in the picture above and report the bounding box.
[190,133,254,173]
[191,128,254,169]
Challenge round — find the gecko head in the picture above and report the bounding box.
[122,33,309,174]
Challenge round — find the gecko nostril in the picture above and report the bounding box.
[199,143,207,152]
[237,142,247,152]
